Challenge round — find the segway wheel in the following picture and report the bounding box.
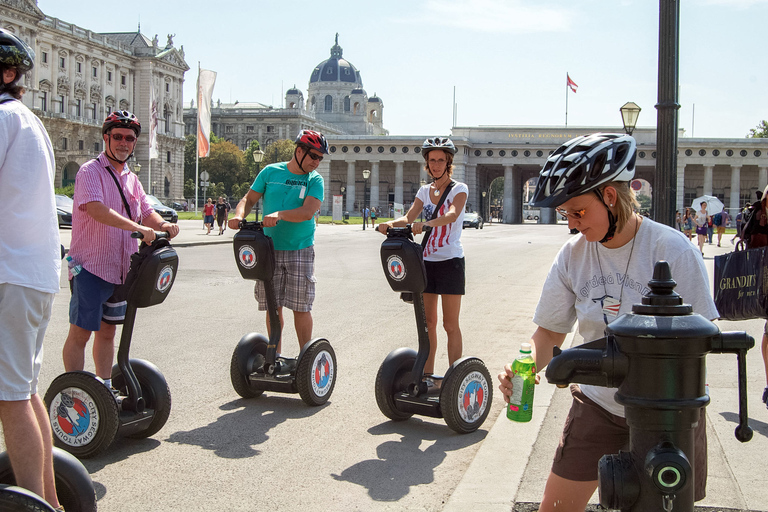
[440,357,493,434]
[0,448,97,512]
[44,371,119,458]
[0,485,55,512]
[230,334,267,399]
[375,348,417,421]
[296,339,337,406]
[112,358,172,439]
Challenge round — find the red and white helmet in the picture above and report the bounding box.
[103,110,142,137]
[295,130,329,154]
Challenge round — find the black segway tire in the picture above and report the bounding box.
[296,339,336,406]
[230,334,268,399]
[111,359,171,439]
[440,357,493,434]
[0,484,55,512]
[374,348,417,421]
[44,371,119,458]
[0,448,97,512]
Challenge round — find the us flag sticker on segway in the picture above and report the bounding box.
[387,254,406,281]
[238,245,258,269]
[156,265,174,293]
[48,388,100,447]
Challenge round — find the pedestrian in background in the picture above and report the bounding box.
[715,209,730,247]
[203,197,215,235]
[215,196,228,235]
[694,201,709,256]
[0,29,63,511]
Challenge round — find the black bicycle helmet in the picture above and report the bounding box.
[103,110,142,137]
[0,28,35,76]
[530,133,636,209]
[296,129,329,154]
[421,137,457,158]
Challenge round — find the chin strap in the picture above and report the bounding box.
[105,138,133,165]
[595,189,618,244]
[294,146,311,174]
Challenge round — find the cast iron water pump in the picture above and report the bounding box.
[545,261,753,512]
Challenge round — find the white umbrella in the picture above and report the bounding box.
[691,195,724,215]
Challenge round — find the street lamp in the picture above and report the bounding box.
[482,190,487,224]
[134,161,141,176]
[620,102,642,136]
[252,148,265,219]
[419,178,426,221]
[362,169,370,230]
[152,181,157,196]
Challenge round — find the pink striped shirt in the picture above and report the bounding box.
[69,153,154,284]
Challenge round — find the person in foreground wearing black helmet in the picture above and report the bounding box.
[377,137,469,391]
[229,130,328,364]
[62,110,180,391]
[0,28,64,511]
[497,133,718,511]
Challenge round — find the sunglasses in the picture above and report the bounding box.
[305,151,324,162]
[111,133,137,143]
[556,207,588,220]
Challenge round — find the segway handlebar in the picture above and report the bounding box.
[238,220,265,230]
[384,225,413,237]
[131,231,170,240]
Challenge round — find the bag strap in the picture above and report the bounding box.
[105,164,133,222]
[421,180,456,250]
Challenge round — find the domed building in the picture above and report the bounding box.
[308,34,386,136]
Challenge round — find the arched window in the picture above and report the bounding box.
[344,96,350,112]
[164,105,171,133]
[369,110,378,122]
[324,95,333,112]
[353,102,360,115]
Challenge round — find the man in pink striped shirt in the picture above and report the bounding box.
[62,111,179,391]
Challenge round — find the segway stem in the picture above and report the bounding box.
[409,293,429,394]
[117,305,145,413]
[264,282,280,367]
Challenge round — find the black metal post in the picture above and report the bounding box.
[653,0,681,227]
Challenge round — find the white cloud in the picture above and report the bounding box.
[402,0,572,33]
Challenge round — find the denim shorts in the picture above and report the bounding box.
[69,268,126,331]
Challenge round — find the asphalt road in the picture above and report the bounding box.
[2,221,571,511]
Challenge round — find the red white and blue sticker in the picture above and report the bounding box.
[156,265,174,293]
[311,350,334,397]
[458,371,489,423]
[386,255,406,281]
[49,388,100,447]
[238,245,257,269]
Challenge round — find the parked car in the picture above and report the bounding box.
[463,211,484,229]
[55,194,73,228]
[145,194,178,223]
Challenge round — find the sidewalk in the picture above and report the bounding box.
[445,236,768,512]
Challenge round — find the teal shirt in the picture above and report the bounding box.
[250,162,324,250]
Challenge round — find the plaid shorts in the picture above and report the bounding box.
[552,384,707,501]
[253,246,316,312]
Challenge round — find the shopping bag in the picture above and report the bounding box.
[713,247,768,320]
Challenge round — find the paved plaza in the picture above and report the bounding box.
[2,220,767,511]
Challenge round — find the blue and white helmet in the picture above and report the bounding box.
[530,133,636,208]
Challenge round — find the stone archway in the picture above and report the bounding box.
[61,161,80,187]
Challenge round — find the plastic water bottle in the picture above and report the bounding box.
[65,255,82,276]
[507,342,537,422]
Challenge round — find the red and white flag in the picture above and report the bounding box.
[197,68,217,158]
[567,73,578,93]
[148,82,159,159]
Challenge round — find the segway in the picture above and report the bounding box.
[0,447,97,511]
[374,226,492,434]
[45,231,176,458]
[230,221,337,406]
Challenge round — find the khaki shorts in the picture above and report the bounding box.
[552,384,707,501]
[0,284,54,401]
[717,226,726,235]
[253,246,316,312]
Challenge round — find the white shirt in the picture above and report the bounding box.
[416,181,468,261]
[533,218,719,417]
[0,93,61,293]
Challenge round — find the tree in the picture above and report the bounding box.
[747,120,768,138]
[637,194,652,210]
[262,139,296,167]
[183,133,248,197]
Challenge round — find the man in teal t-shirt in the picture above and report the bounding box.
[229,130,328,357]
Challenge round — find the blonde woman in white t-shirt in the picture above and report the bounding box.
[377,137,468,391]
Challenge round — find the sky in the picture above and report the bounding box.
[36,0,768,139]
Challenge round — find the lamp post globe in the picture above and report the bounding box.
[620,102,642,136]
[251,148,265,219]
[362,169,370,230]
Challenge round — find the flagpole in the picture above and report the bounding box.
[195,62,200,214]
[565,73,569,127]
[148,60,152,195]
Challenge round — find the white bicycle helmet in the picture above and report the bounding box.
[530,133,636,209]
[421,137,457,158]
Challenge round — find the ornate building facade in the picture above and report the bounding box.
[0,0,188,200]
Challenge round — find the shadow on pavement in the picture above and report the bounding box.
[719,411,768,439]
[330,419,488,502]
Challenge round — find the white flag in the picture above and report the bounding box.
[149,81,159,159]
[197,69,217,158]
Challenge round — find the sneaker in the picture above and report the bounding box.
[422,375,443,394]
[762,386,768,408]
[275,357,297,374]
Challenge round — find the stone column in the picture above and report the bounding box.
[703,165,714,196]
[317,160,331,215]
[369,160,380,211]
[503,165,514,224]
[464,164,477,213]
[346,161,355,213]
[394,161,404,209]
[759,167,768,195]
[729,165,741,214]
